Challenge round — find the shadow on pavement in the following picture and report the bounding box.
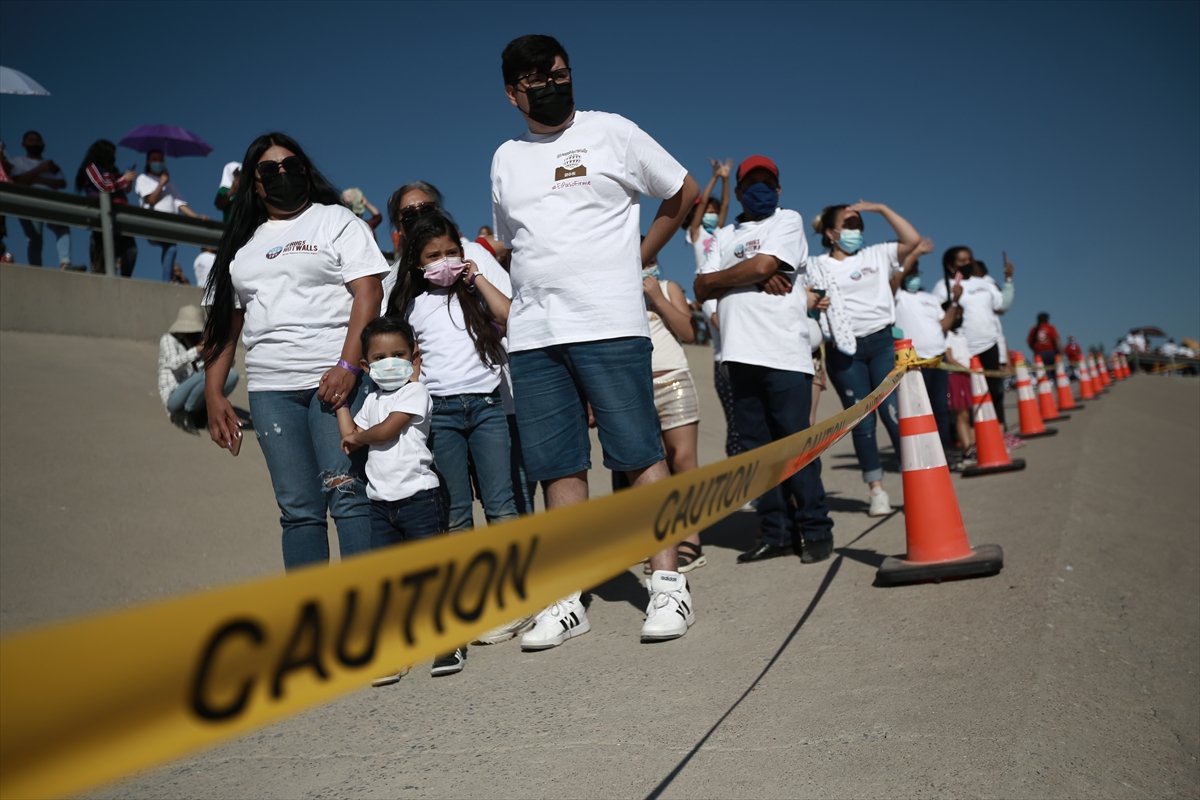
[589,569,649,612]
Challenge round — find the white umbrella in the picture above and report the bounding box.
[0,66,50,96]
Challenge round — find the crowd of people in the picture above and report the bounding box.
[19,34,1155,683]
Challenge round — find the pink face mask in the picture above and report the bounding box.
[422,256,466,287]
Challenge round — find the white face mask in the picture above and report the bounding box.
[369,357,413,391]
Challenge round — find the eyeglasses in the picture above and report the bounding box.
[255,156,307,179]
[398,201,438,226]
[515,67,572,91]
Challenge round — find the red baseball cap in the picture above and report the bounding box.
[737,154,779,182]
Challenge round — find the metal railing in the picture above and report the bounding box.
[0,181,224,276]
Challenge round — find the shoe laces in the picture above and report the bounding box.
[647,587,684,616]
[535,599,567,622]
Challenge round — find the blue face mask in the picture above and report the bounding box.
[369,357,413,391]
[739,182,778,221]
[701,212,718,232]
[149,162,165,175]
[837,229,864,254]
[903,275,921,293]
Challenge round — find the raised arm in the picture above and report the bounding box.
[688,161,720,241]
[850,200,921,263]
[716,159,731,226]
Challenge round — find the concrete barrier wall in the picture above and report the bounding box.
[0,263,203,343]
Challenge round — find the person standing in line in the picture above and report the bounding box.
[1027,312,1060,367]
[214,161,241,222]
[934,247,1009,430]
[491,34,699,648]
[9,130,72,268]
[75,139,139,275]
[202,132,387,570]
[135,149,207,281]
[809,201,923,516]
[892,237,960,454]
[694,155,835,564]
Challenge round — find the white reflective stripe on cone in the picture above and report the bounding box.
[1038,377,1054,396]
[901,429,948,471]
[898,371,933,418]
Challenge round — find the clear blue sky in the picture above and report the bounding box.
[2,0,1197,351]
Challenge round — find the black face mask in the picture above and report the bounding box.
[525,81,575,127]
[261,171,310,213]
[25,145,44,158]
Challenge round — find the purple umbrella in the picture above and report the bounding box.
[118,124,212,158]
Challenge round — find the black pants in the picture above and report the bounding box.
[977,343,1006,429]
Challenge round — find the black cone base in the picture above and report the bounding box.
[876,544,1004,586]
[961,457,1026,478]
[1020,427,1058,438]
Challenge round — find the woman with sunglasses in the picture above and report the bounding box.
[809,201,922,517]
[202,132,388,570]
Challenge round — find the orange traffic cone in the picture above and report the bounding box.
[1110,354,1122,382]
[1096,354,1111,388]
[876,340,1003,585]
[1055,356,1081,411]
[1013,352,1057,437]
[1035,355,1069,421]
[1120,353,1131,379]
[962,356,1026,477]
[1077,357,1096,400]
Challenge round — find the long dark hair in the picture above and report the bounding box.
[201,132,341,362]
[74,139,117,192]
[941,245,973,303]
[385,212,506,369]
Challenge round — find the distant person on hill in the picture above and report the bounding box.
[158,305,237,432]
[135,149,208,281]
[341,187,384,231]
[75,139,138,276]
[9,130,72,268]
[474,225,510,267]
[1027,312,1060,366]
[214,161,240,222]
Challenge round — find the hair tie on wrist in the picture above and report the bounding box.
[336,358,362,375]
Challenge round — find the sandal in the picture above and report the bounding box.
[642,541,708,574]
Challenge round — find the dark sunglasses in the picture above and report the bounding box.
[255,156,307,179]
[398,201,439,225]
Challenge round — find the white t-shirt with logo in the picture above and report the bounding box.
[403,253,512,396]
[491,110,688,352]
[134,173,188,214]
[810,242,901,338]
[936,276,1002,356]
[701,209,813,374]
[893,289,946,359]
[231,203,389,391]
[353,381,439,502]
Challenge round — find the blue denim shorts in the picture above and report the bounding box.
[510,337,665,482]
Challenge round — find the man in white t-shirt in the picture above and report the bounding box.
[491,35,699,648]
[694,155,835,564]
[9,130,72,268]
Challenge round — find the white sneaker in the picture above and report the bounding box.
[472,615,535,645]
[868,488,891,517]
[519,592,590,651]
[641,570,695,642]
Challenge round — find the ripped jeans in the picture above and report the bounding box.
[249,386,372,570]
[826,327,902,484]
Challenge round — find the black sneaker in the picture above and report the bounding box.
[430,648,466,677]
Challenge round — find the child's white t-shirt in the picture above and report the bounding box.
[893,289,946,359]
[491,110,687,352]
[353,381,439,502]
[945,330,971,367]
[231,203,389,391]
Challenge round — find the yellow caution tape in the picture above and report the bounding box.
[0,352,910,799]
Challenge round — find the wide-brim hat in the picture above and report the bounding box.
[169,305,205,334]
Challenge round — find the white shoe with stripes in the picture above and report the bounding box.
[519,592,590,651]
[641,570,694,642]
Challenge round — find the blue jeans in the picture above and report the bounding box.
[19,219,71,266]
[166,368,238,414]
[510,336,664,481]
[249,386,372,570]
[153,240,178,282]
[826,327,902,483]
[429,390,518,532]
[507,415,537,515]
[369,488,443,548]
[727,363,833,547]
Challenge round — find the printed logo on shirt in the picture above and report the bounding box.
[552,148,591,190]
[849,265,878,282]
[733,239,761,260]
[266,240,321,260]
